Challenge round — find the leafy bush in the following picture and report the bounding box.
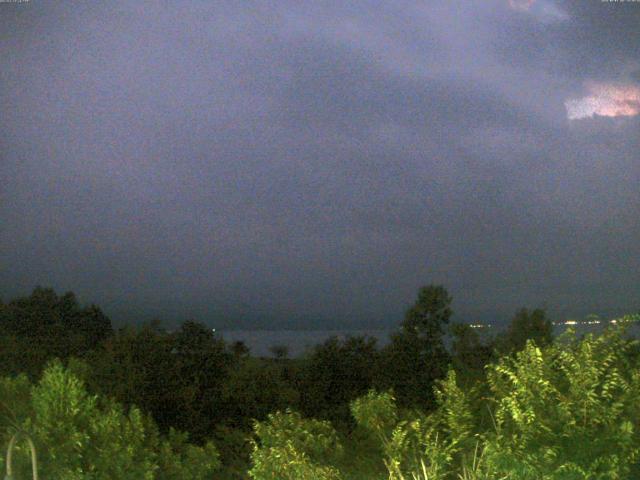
[249,409,344,480]
[483,318,640,479]
[351,372,475,480]
[0,360,220,479]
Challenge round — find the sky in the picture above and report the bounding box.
[1,0,639,329]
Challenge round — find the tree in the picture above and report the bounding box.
[230,340,250,358]
[298,335,380,424]
[449,323,494,385]
[0,287,113,377]
[88,320,235,443]
[86,324,180,432]
[495,307,553,355]
[170,320,234,440]
[79,303,113,347]
[380,285,452,408]
[222,356,299,430]
[401,285,453,339]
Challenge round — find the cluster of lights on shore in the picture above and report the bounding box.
[555,319,615,326]
[469,318,631,329]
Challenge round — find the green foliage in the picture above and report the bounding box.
[449,323,494,386]
[1,286,638,479]
[484,320,640,479]
[0,360,220,479]
[298,335,379,424]
[0,287,113,378]
[351,372,476,480]
[380,285,452,408]
[495,308,553,356]
[87,320,234,442]
[351,390,398,443]
[250,441,344,480]
[0,373,32,425]
[255,319,638,480]
[85,324,178,429]
[249,409,344,480]
[402,285,453,339]
[223,356,299,430]
[211,425,254,479]
[169,320,234,438]
[156,428,221,480]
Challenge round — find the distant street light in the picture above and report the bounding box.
[4,431,38,480]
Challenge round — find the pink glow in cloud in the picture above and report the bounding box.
[565,81,640,120]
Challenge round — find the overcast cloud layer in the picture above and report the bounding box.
[1,0,639,328]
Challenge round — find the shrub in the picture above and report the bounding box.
[0,360,220,479]
[249,409,343,480]
[484,318,640,479]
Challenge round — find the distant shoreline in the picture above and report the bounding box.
[220,319,639,357]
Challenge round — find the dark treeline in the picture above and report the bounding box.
[0,285,555,478]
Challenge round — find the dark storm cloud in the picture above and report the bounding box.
[1,1,638,328]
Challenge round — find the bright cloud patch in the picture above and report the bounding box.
[565,81,640,120]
